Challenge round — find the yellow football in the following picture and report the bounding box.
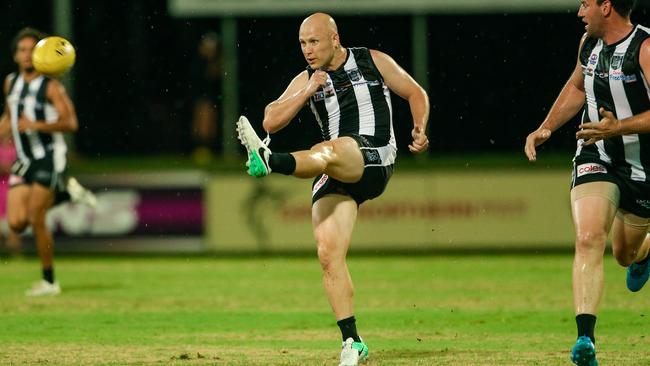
[32,36,76,77]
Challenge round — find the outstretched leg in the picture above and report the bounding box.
[236,116,364,182]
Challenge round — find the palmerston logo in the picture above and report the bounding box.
[346,68,362,82]
[611,53,625,70]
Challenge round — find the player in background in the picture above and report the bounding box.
[0,27,96,296]
[524,1,648,364]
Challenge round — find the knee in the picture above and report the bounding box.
[612,244,637,267]
[28,211,47,229]
[8,217,28,234]
[316,239,344,271]
[310,144,334,170]
[575,231,608,253]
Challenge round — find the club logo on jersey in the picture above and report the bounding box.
[589,54,598,65]
[611,53,624,70]
[362,148,382,165]
[576,163,607,178]
[582,66,594,77]
[346,68,362,82]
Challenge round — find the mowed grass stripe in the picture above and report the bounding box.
[1,255,649,365]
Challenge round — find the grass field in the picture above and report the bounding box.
[1,254,650,365]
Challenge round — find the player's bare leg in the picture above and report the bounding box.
[611,212,650,292]
[25,184,59,296]
[611,212,650,266]
[291,137,364,182]
[237,116,364,182]
[571,194,616,315]
[312,194,368,365]
[7,185,30,235]
[313,194,357,318]
[633,234,650,263]
[570,183,618,366]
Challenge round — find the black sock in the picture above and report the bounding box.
[576,314,596,344]
[42,267,55,284]
[268,152,296,175]
[337,316,361,342]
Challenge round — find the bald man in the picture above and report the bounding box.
[237,13,429,365]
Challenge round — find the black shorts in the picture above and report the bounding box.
[572,157,650,217]
[311,134,394,206]
[9,156,66,192]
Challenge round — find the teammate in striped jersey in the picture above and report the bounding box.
[524,1,645,364]
[237,13,429,365]
[0,28,96,297]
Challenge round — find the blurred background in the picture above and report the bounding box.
[1,0,649,254]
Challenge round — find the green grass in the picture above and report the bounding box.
[1,254,649,365]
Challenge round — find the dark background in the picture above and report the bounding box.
[1,1,649,157]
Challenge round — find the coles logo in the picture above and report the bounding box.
[577,163,607,177]
[312,174,329,197]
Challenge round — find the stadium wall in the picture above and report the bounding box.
[207,170,575,253]
[8,170,577,254]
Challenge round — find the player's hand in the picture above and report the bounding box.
[304,70,328,94]
[17,114,38,132]
[576,108,620,146]
[409,126,429,154]
[524,127,551,162]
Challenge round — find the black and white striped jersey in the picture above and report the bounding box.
[577,25,650,182]
[5,73,67,170]
[307,47,397,154]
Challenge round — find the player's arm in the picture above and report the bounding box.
[263,70,327,133]
[370,49,429,153]
[577,38,650,144]
[0,75,13,138]
[525,34,587,161]
[17,79,78,134]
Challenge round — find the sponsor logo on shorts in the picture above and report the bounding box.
[636,199,650,210]
[576,163,607,178]
[362,148,382,166]
[312,174,329,197]
[8,175,24,186]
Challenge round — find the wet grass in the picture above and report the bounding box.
[1,254,649,365]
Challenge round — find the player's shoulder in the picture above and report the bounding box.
[3,73,18,95]
[368,48,391,62]
[3,72,17,87]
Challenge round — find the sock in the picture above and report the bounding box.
[268,152,296,175]
[42,267,55,284]
[576,314,596,344]
[337,316,361,342]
